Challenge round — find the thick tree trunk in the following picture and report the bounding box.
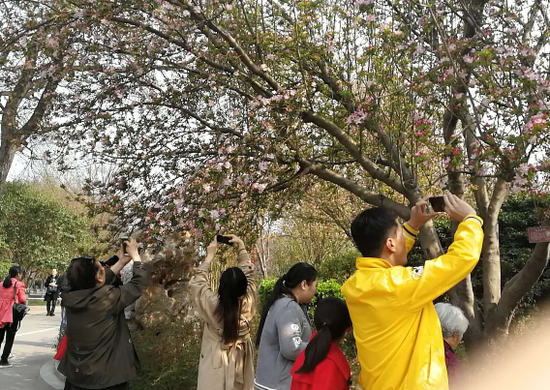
[0,138,16,194]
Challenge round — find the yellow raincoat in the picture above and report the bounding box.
[342,215,483,390]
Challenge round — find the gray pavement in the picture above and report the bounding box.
[0,311,64,390]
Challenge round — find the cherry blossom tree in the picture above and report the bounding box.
[10,0,550,342]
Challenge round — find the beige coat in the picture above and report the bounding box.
[190,249,257,390]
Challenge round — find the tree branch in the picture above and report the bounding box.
[301,161,410,219]
[301,111,408,195]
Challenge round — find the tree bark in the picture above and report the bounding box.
[481,180,509,316]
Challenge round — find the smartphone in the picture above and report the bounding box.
[429,196,446,212]
[120,237,129,254]
[216,235,234,246]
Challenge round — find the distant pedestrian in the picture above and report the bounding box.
[44,269,59,316]
[435,302,469,388]
[0,266,27,368]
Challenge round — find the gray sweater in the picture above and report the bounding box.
[255,297,312,390]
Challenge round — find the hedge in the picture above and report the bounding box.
[258,278,344,316]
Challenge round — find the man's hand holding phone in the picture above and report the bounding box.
[443,193,477,222]
[407,199,439,231]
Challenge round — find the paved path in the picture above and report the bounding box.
[0,311,64,389]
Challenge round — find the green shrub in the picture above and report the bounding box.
[258,278,344,313]
[131,319,202,390]
[317,249,359,284]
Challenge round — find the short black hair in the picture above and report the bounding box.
[351,208,399,257]
[67,257,100,291]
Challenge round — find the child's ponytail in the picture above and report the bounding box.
[295,297,352,373]
[296,325,333,373]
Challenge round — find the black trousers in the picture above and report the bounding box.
[0,321,19,362]
[47,299,57,314]
[64,380,129,390]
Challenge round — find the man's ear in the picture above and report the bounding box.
[386,237,397,253]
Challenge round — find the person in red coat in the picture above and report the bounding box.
[290,297,352,390]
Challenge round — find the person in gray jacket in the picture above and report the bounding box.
[255,263,318,390]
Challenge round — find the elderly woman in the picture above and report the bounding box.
[435,302,469,387]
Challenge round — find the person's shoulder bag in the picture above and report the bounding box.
[13,282,29,322]
[47,276,57,294]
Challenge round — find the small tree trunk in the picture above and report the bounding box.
[481,180,509,329]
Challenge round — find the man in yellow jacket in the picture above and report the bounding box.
[342,194,483,390]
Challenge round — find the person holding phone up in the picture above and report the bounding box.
[190,234,257,390]
[342,194,484,390]
[59,238,150,390]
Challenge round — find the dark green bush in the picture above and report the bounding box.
[258,278,344,313]
[131,320,202,390]
[317,249,359,283]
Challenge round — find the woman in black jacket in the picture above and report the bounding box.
[59,238,150,390]
[44,269,59,316]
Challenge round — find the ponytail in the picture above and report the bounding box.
[296,297,352,373]
[215,267,248,344]
[3,266,22,288]
[256,263,317,346]
[296,325,332,373]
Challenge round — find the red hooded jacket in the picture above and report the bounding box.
[290,336,350,390]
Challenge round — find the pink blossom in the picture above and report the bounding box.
[252,183,267,193]
[463,54,475,63]
[345,107,369,125]
[259,162,269,171]
[365,14,376,22]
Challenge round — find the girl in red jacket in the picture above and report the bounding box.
[290,297,352,390]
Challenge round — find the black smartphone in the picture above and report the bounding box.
[429,196,446,212]
[216,235,234,246]
[121,237,129,253]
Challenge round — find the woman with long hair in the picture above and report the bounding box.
[255,262,318,390]
[290,297,352,390]
[190,235,257,390]
[0,266,27,368]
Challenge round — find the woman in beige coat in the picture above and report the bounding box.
[190,234,256,390]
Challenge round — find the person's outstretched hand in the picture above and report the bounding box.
[206,236,219,259]
[227,235,246,251]
[118,237,140,263]
[407,199,439,231]
[444,193,477,222]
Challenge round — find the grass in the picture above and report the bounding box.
[28,300,47,306]
[131,319,202,390]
